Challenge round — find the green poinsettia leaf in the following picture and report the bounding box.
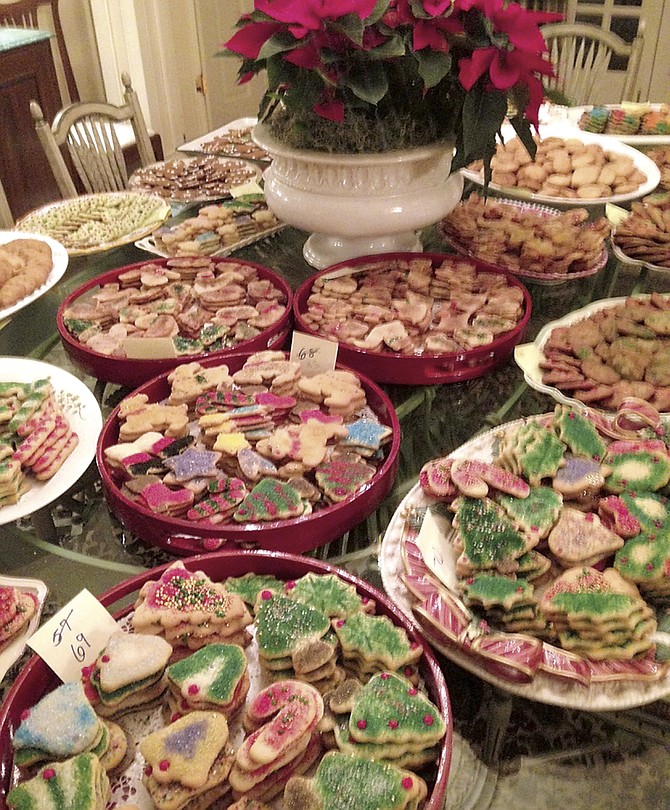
[367,0,392,25]
[259,31,301,61]
[364,34,406,60]
[507,113,537,161]
[415,49,452,89]
[344,62,389,106]
[460,85,507,166]
[332,14,365,45]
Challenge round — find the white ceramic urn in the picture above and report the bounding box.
[253,123,464,269]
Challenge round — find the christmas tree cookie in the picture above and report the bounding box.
[286,572,374,618]
[283,751,427,810]
[7,753,110,810]
[332,612,422,676]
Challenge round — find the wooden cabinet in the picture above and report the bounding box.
[0,29,62,221]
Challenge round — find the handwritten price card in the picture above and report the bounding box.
[28,590,119,682]
[290,332,338,377]
[416,509,458,591]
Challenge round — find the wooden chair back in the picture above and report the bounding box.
[0,0,78,103]
[542,20,646,105]
[30,72,156,198]
[0,178,13,229]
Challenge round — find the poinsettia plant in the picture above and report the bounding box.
[223,0,562,182]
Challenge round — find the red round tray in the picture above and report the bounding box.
[293,252,532,385]
[57,257,293,387]
[97,353,400,555]
[0,550,452,810]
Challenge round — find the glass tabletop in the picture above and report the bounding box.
[1,219,669,810]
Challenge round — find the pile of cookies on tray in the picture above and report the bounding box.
[419,405,670,660]
[301,254,526,355]
[103,351,393,530]
[470,135,647,198]
[7,562,446,810]
[439,193,610,278]
[0,379,78,508]
[0,238,53,309]
[0,585,38,651]
[62,256,288,358]
[613,192,670,269]
[152,196,281,257]
[540,292,670,410]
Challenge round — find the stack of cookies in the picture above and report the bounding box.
[332,611,423,681]
[12,682,129,777]
[0,585,37,650]
[460,574,548,636]
[539,567,657,660]
[284,750,428,810]
[131,561,253,654]
[165,642,250,720]
[254,591,343,693]
[229,680,324,803]
[140,711,234,810]
[326,672,446,769]
[81,631,173,717]
[7,753,110,810]
[0,379,79,506]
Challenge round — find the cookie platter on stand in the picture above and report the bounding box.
[97,350,400,555]
[0,550,453,810]
[381,403,670,711]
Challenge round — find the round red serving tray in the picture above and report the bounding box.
[0,550,452,809]
[293,252,532,385]
[97,353,400,555]
[57,257,293,387]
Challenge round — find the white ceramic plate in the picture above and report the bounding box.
[0,232,68,323]
[513,295,665,414]
[0,357,102,525]
[16,193,170,257]
[177,117,261,154]
[380,420,670,711]
[563,104,670,146]
[0,575,47,682]
[461,124,661,207]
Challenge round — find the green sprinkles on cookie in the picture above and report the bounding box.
[286,572,371,618]
[605,452,670,494]
[553,406,607,462]
[255,592,330,659]
[454,497,530,568]
[224,573,283,607]
[332,612,422,671]
[166,643,247,706]
[495,486,562,539]
[348,672,446,746]
[460,574,534,611]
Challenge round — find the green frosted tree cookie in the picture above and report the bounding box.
[224,573,283,607]
[255,592,330,660]
[553,406,607,462]
[283,751,427,810]
[496,486,562,539]
[332,612,422,671]
[7,753,110,810]
[453,497,531,570]
[287,572,372,618]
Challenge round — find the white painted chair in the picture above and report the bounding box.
[30,72,156,198]
[542,20,646,105]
